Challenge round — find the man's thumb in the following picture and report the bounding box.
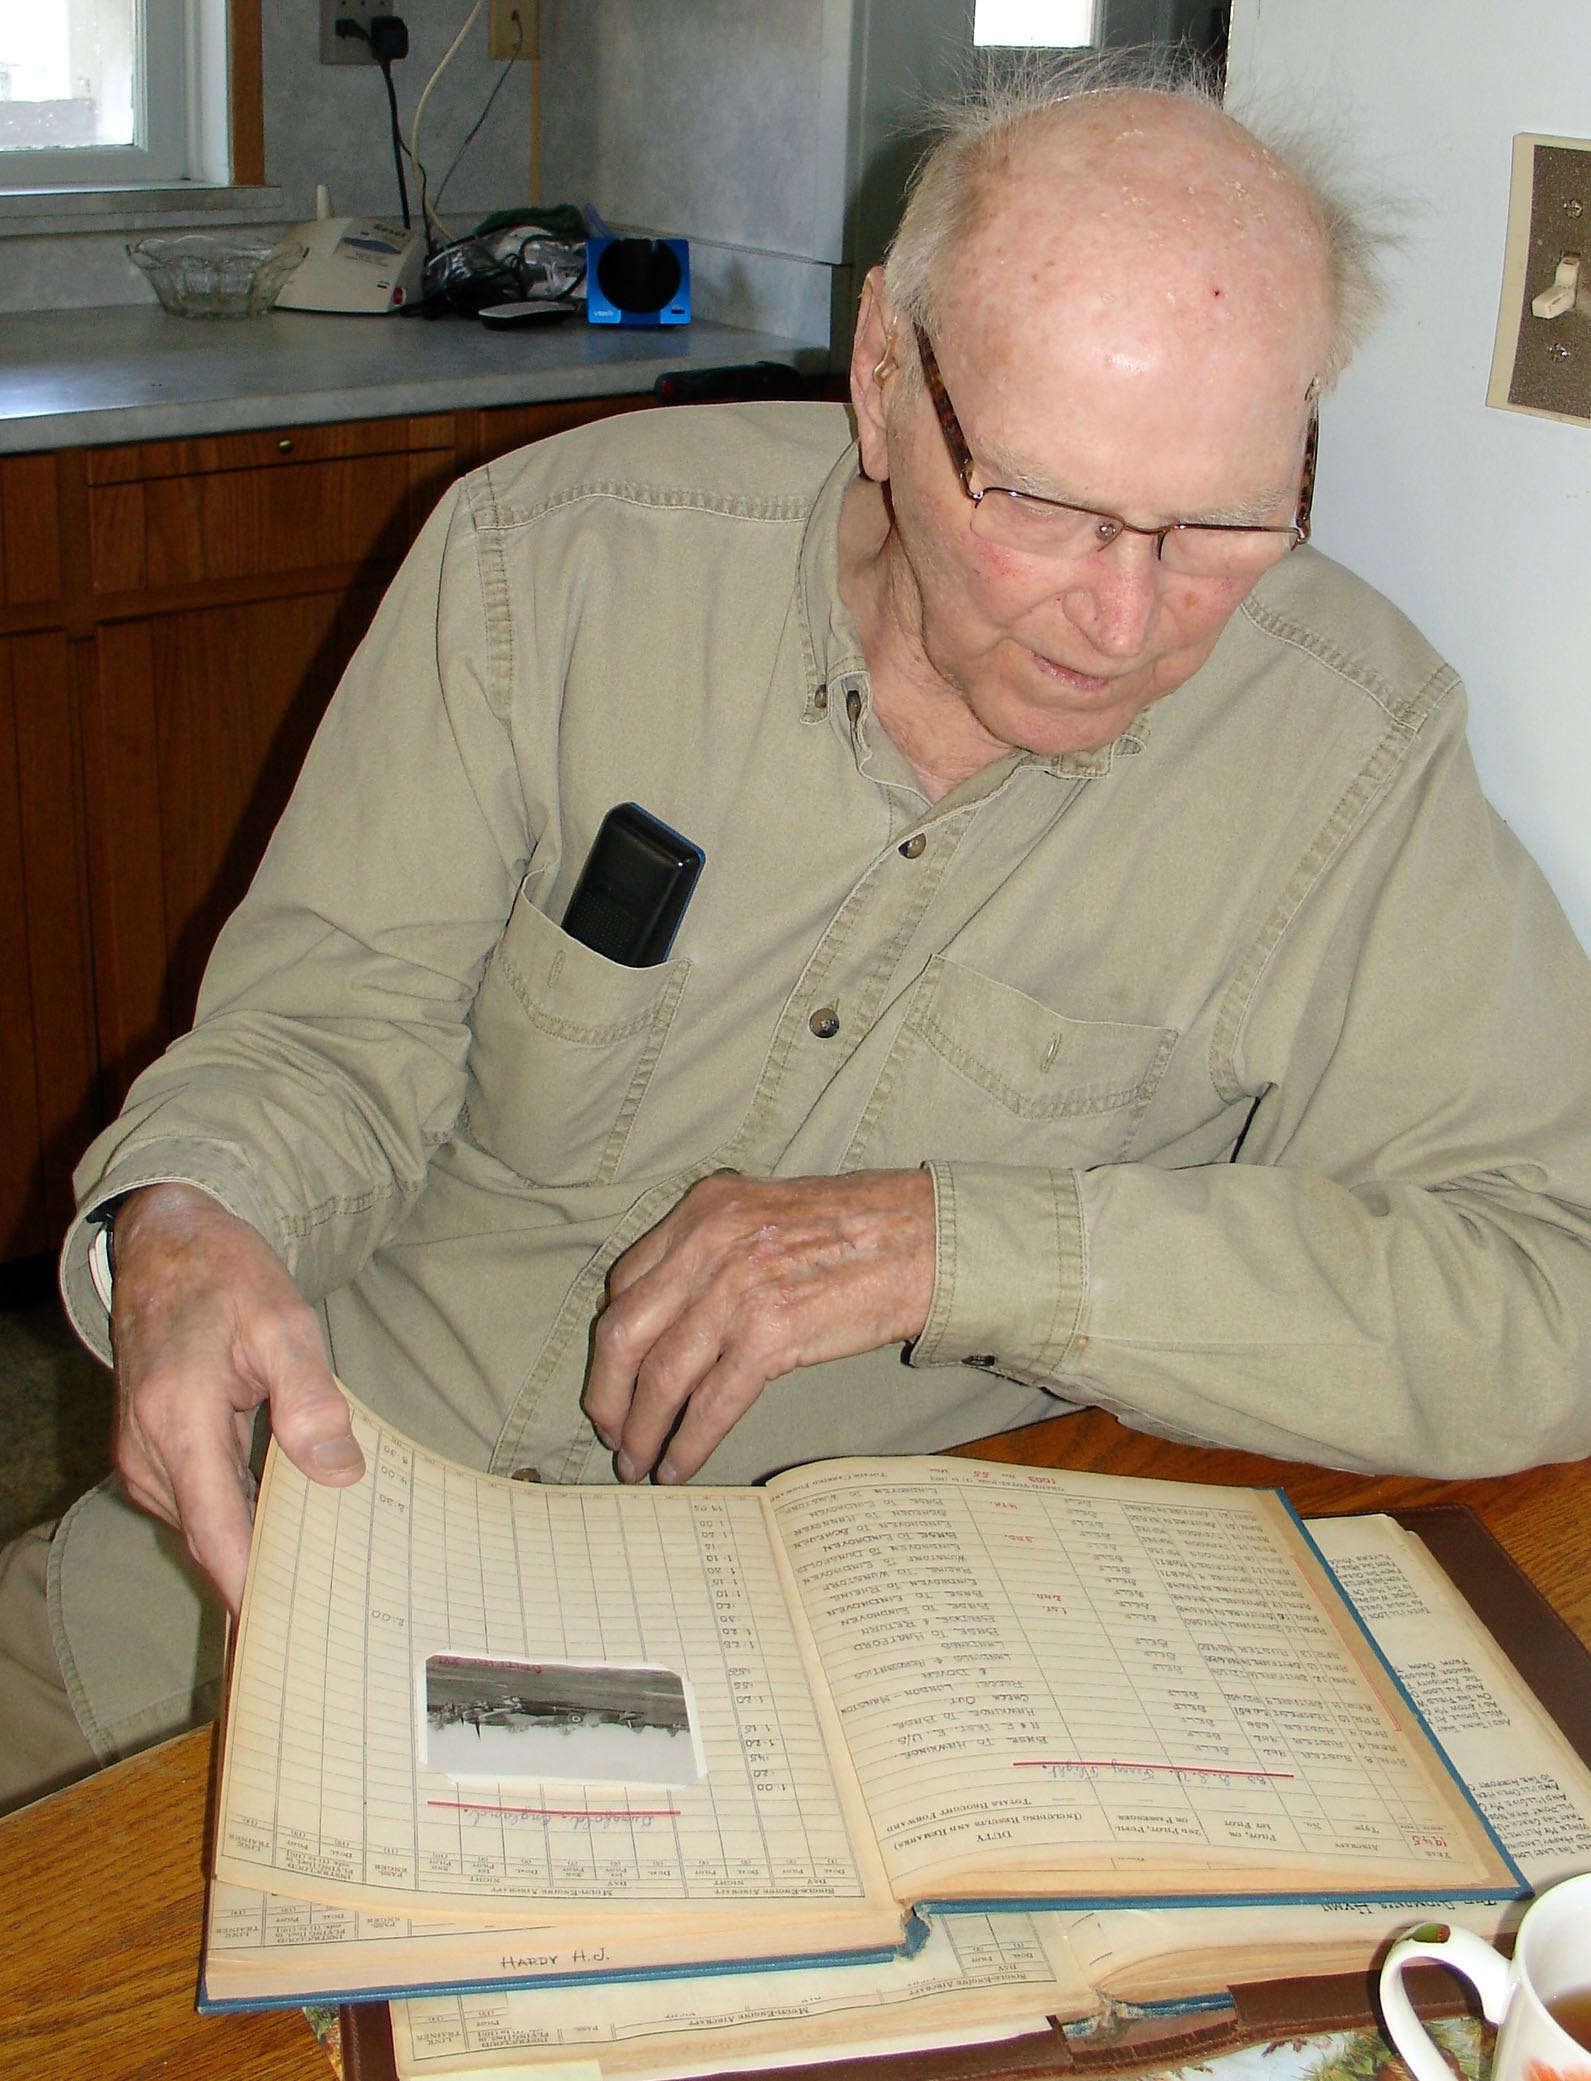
[272,1367,365,1485]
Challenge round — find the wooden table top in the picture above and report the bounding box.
[2,1408,1587,2081]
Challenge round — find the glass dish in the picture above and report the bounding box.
[127,232,307,319]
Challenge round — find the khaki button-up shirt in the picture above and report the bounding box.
[62,404,1591,1483]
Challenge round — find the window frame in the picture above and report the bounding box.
[0,0,262,194]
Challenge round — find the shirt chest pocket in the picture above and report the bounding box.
[846,955,1177,1173]
[462,881,691,1188]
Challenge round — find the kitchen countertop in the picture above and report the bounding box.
[0,303,835,454]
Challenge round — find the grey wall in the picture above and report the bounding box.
[541,0,848,346]
[540,0,974,348]
[262,0,538,227]
[0,0,538,313]
[0,0,976,345]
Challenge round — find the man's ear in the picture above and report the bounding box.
[850,267,899,483]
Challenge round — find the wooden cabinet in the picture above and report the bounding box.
[0,394,644,1261]
[0,455,97,1258]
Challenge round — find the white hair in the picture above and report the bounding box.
[880,49,1394,393]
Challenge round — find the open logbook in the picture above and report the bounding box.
[203,1396,1520,2013]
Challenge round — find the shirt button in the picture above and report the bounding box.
[813,685,828,714]
[845,688,862,724]
[898,833,926,859]
[809,1007,840,1039]
[509,1466,542,1482]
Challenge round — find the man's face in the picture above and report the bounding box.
[869,305,1315,762]
[852,117,1331,769]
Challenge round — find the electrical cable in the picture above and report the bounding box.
[410,0,486,246]
[377,50,412,227]
[530,43,541,203]
[433,14,522,212]
[335,14,412,229]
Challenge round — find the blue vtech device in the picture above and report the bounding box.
[585,236,691,326]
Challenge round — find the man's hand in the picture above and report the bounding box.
[583,1169,936,1486]
[109,1183,365,1612]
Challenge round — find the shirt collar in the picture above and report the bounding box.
[797,439,870,721]
[796,440,1151,782]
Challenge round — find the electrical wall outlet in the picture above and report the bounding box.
[488,0,540,62]
[1488,133,1591,428]
[320,0,397,65]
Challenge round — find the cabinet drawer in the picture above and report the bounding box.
[88,437,461,596]
[85,415,457,485]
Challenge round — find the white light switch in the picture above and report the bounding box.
[1531,254,1583,321]
[1488,134,1591,427]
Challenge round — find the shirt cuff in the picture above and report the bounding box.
[908,1161,1088,1384]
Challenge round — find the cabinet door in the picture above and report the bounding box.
[0,451,95,1261]
[79,420,459,1112]
[0,630,96,1259]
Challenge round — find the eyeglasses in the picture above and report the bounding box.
[912,323,1317,580]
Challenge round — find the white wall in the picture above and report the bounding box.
[1227,0,1591,953]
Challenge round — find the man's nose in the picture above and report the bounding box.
[1059,534,1160,658]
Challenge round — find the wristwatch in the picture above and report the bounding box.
[86,1193,129,1311]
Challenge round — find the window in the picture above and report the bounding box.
[973,0,1097,46]
[0,0,231,190]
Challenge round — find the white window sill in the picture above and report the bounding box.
[0,184,287,239]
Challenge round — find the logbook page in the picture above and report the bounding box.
[768,1458,1515,1905]
[1059,1511,1591,2002]
[213,1400,894,1933]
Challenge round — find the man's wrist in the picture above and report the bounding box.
[86,1181,233,1310]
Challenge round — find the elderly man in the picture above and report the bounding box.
[4,66,1590,1813]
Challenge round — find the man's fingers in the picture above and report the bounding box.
[653,1352,771,1486]
[585,1170,937,1482]
[267,1358,364,1486]
[609,1295,749,1479]
[164,1411,258,1613]
[586,1173,766,1452]
[584,1256,695,1448]
[119,1333,356,1609]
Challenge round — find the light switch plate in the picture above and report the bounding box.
[319,0,397,66]
[1488,132,1591,428]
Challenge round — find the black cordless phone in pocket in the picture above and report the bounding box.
[560,803,705,966]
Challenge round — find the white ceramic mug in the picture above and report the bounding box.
[1379,1875,1591,2081]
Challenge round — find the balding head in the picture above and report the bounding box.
[882,63,1384,397]
[928,92,1331,464]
